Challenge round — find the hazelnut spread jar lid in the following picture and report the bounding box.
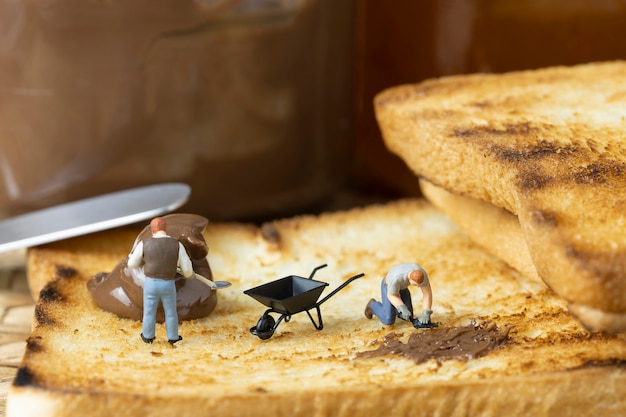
[0,0,355,221]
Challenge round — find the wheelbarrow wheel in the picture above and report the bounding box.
[255,315,276,340]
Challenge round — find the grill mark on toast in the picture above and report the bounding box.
[450,121,626,193]
[452,122,536,139]
[34,304,55,326]
[497,142,578,162]
[261,223,281,244]
[13,367,38,387]
[517,160,626,194]
[261,223,282,250]
[518,158,626,192]
[55,265,77,279]
[573,358,626,370]
[572,160,626,185]
[36,280,66,326]
[517,171,553,191]
[39,282,64,304]
[26,336,44,353]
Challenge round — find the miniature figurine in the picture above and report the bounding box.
[364,263,434,327]
[127,217,194,345]
[87,213,218,323]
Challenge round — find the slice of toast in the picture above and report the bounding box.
[8,199,626,416]
[375,61,626,333]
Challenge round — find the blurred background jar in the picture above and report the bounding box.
[0,0,355,221]
[4,0,626,222]
[354,0,626,198]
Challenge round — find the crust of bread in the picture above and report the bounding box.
[375,61,626,332]
[8,199,626,416]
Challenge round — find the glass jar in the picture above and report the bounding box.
[0,0,355,221]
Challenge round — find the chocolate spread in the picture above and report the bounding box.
[87,213,217,322]
[356,321,510,364]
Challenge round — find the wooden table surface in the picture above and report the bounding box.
[0,249,36,416]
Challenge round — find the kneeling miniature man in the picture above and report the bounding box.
[127,217,194,345]
[365,263,433,326]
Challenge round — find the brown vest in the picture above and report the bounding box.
[142,236,180,279]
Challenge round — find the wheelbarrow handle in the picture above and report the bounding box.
[307,264,328,280]
[316,273,364,306]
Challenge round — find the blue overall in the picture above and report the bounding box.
[142,277,179,341]
[369,279,414,325]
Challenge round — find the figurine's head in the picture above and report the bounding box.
[150,217,167,234]
[408,269,425,286]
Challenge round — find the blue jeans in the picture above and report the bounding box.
[370,278,413,325]
[142,277,179,341]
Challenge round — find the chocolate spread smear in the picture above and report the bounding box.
[357,321,510,364]
[87,213,217,322]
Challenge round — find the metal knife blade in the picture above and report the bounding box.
[0,183,191,253]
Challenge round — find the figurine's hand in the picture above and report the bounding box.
[418,309,433,325]
[396,304,412,321]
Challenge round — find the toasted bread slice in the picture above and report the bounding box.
[375,61,626,333]
[8,199,626,416]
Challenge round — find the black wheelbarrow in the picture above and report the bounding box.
[244,264,364,340]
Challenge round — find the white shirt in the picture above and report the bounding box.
[385,263,430,294]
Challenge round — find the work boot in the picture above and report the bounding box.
[140,333,154,344]
[364,298,375,319]
[168,335,183,345]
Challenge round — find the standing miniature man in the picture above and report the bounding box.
[364,263,433,326]
[127,217,194,345]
